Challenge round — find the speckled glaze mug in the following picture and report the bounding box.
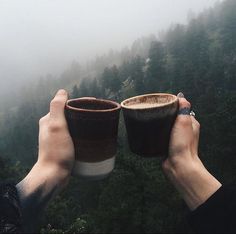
[65,97,121,180]
[121,93,179,157]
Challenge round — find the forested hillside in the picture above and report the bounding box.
[0,0,236,233]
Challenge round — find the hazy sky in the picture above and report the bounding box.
[0,0,221,87]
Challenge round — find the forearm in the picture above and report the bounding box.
[16,162,69,231]
[164,156,222,210]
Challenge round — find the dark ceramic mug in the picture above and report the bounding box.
[121,93,179,157]
[65,97,121,180]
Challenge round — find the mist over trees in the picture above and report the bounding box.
[0,0,236,233]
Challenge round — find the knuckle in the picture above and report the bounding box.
[192,118,200,129]
[179,99,191,109]
[50,98,63,108]
[196,121,200,129]
[48,119,67,133]
[48,121,62,132]
[178,117,192,126]
[186,101,191,108]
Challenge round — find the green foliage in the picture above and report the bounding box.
[0,156,25,182]
[41,218,88,234]
[0,0,235,233]
[101,65,122,96]
[145,41,167,92]
[71,85,79,98]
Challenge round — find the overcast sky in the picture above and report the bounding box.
[0,0,221,88]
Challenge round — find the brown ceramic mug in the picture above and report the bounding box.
[65,97,121,179]
[121,93,179,157]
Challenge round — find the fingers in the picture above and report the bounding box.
[191,116,200,152]
[191,116,200,134]
[177,93,191,110]
[177,94,198,131]
[178,92,200,155]
[175,93,192,128]
[50,89,68,120]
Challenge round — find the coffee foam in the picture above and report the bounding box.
[126,102,166,109]
[123,95,175,109]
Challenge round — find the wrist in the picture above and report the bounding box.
[163,154,222,210]
[16,161,70,232]
[35,160,71,189]
[162,151,201,179]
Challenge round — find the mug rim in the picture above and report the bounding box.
[66,97,121,113]
[121,93,178,110]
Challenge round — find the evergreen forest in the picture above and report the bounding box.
[0,0,236,233]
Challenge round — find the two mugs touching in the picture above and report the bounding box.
[65,93,179,180]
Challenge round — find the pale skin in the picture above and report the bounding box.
[16,90,221,231]
[16,89,75,231]
[162,93,222,210]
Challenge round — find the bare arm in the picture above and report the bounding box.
[16,89,75,231]
[162,93,222,210]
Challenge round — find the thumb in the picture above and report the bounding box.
[50,89,68,120]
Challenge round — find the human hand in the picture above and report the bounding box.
[38,89,75,181]
[163,92,201,175]
[162,93,221,210]
[16,90,75,231]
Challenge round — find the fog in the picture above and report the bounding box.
[0,0,220,94]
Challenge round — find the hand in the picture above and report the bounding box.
[163,92,202,176]
[16,89,75,231]
[38,89,75,179]
[162,93,221,210]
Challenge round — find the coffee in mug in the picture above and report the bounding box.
[65,97,121,179]
[121,93,178,157]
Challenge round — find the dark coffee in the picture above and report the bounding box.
[65,98,121,179]
[121,93,178,157]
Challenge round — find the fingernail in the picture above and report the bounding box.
[177,92,184,98]
[57,89,67,95]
